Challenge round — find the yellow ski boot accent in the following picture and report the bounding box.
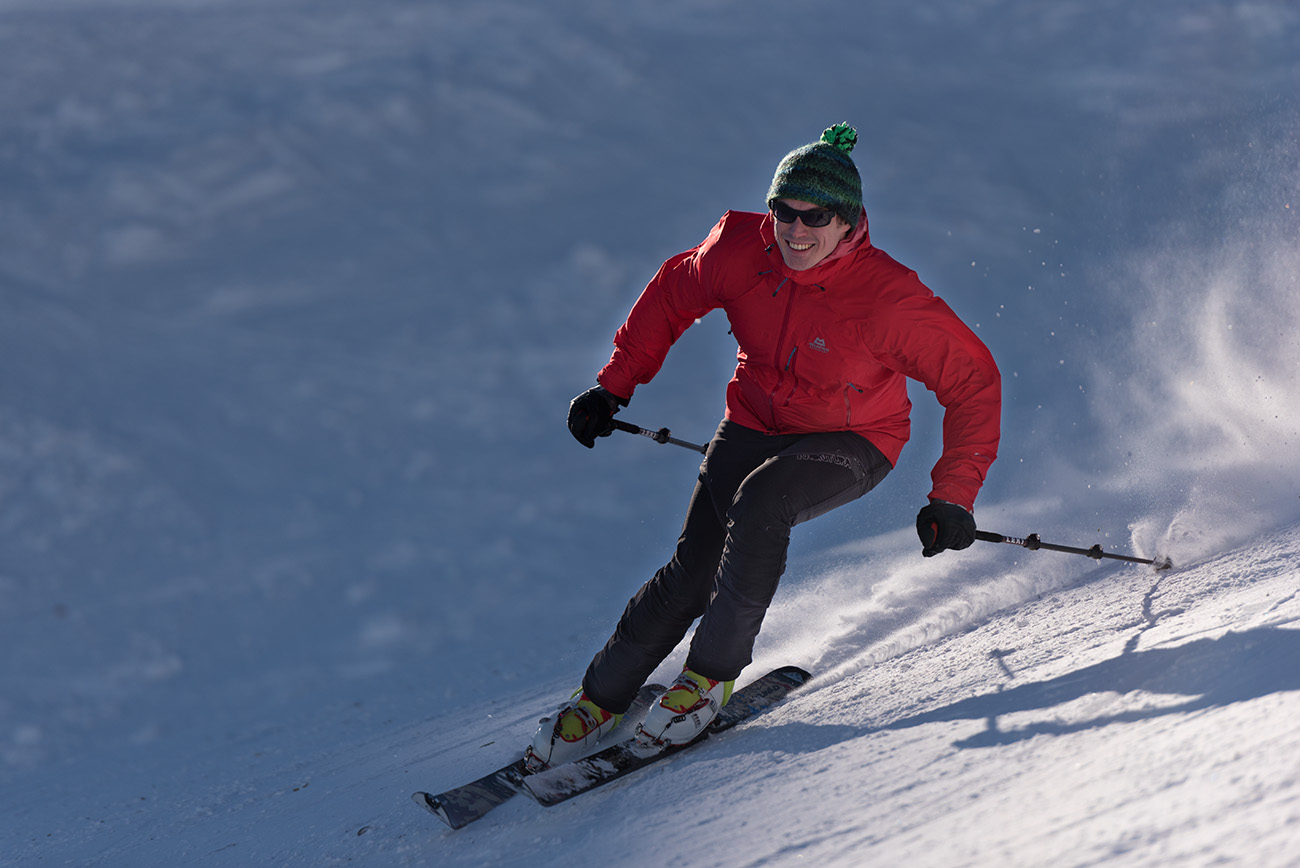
[637,667,734,746]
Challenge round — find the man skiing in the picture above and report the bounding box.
[526,123,1001,771]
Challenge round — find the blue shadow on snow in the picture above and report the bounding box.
[884,626,1300,748]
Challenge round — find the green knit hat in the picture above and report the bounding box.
[766,123,863,228]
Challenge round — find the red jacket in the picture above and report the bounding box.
[597,210,1000,511]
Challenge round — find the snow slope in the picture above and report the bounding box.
[1,1,1297,866]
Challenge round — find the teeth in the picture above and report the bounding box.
[789,243,813,251]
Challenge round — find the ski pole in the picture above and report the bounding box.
[609,423,1172,569]
[611,419,708,454]
[976,530,1173,570]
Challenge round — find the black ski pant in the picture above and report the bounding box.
[582,420,892,713]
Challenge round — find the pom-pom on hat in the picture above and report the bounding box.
[766,123,863,228]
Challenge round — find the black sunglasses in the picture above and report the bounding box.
[771,201,836,228]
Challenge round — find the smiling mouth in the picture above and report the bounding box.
[787,242,814,251]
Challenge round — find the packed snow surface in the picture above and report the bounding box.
[1,1,1298,866]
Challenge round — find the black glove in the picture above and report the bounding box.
[916,500,976,557]
[567,386,628,448]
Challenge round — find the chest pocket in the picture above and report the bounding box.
[784,316,883,393]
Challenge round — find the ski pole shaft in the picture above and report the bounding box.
[976,530,1172,570]
[611,419,708,455]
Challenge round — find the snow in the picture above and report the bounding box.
[1,1,1298,865]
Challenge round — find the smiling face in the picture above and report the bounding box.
[771,199,852,271]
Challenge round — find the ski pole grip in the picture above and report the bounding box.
[611,419,666,443]
[974,530,1040,549]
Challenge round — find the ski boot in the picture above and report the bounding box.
[636,667,733,747]
[524,691,621,772]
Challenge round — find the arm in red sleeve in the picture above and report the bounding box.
[869,274,1001,511]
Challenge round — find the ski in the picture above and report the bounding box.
[522,665,811,807]
[412,758,527,830]
[412,682,664,829]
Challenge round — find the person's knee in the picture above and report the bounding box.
[728,461,800,531]
[642,565,711,622]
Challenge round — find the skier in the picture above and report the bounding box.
[526,123,1001,770]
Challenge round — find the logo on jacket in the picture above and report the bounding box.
[808,337,830,354]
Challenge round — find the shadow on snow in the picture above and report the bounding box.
[884,625,1300,748]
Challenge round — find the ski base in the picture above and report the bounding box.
[412,682,664,829]
[522,665,811,807]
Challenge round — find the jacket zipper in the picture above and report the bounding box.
[767,279,799,429]
[779,347,801,411]
[844,383,863,427]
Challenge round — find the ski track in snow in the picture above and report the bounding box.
[1,1,1299,866]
